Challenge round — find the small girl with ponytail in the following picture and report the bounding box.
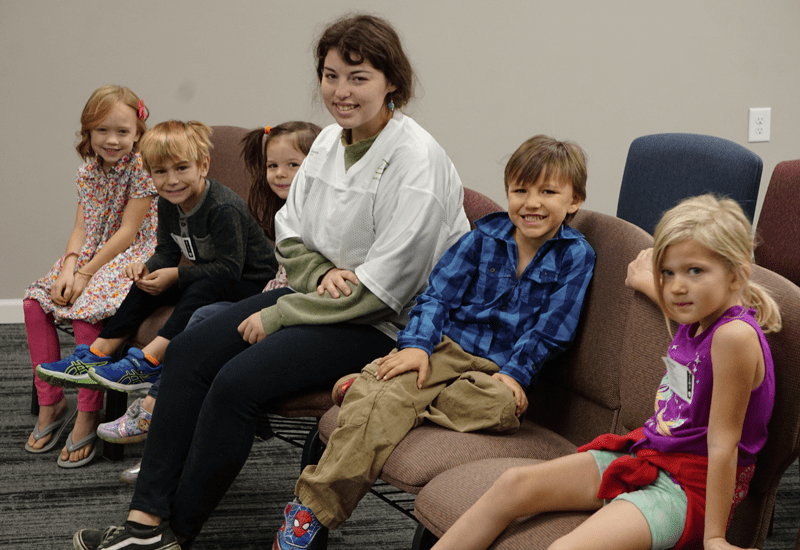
[242,121,322,291]
[433,194,780,550]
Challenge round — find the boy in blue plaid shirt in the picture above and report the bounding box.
[273,135,596,550]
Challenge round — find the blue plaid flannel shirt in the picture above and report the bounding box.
[397,211,595,387]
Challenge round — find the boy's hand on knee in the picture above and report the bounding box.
[493,373,528,416]
[136,267,178,296]
[375,347,430,388]
[124,262,149,282]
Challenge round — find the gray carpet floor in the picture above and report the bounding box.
[1,323,797,549]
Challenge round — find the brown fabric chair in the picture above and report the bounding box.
[752,159,800,550]
[754,159,800,288]
[411,232,800,549]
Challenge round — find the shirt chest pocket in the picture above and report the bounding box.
[473,263,515,300]
[518,268,558,304]
[193,234,216,261]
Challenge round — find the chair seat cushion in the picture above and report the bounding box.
[318,407,577,493]
[268,388,332,419]
[414,457,590,548]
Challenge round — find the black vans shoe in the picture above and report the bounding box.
[73,521,179,550]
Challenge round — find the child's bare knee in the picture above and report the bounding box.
[494,465,534,497]
[497,465,526,485]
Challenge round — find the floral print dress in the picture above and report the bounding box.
[24,151,158,324]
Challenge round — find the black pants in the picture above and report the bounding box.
[129,289,396,539]
[99,277,266,342]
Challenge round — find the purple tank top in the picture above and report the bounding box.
[633,306,774,466]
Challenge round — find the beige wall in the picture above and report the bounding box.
[2,0,799,318]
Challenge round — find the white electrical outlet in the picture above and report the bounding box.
[749,108,771,143]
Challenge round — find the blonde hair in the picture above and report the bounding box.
[76,85,147,161]
[652,194,781,333]
[138,120,213,173]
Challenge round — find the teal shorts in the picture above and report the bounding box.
[587,450,688,550]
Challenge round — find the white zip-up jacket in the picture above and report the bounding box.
[272,112,470,338]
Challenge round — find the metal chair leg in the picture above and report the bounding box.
[31,376,40,416]
[101,389,129,461]
[301,427,325,470]
[412,524,438,550]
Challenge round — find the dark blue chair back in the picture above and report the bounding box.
[616,133,763,234]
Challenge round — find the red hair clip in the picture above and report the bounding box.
[264,126,272,135]
[138,100,149,122]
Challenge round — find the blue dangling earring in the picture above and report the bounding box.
[388,97,395,112]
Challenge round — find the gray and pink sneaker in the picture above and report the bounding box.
[97,397,151,444]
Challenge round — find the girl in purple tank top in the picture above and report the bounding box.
[431,194,782,550]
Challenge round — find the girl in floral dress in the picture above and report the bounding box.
[23,84,157,468]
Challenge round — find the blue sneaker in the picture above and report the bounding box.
[88,348,161,392]
[273,500,323,549]
[36,345,110,388]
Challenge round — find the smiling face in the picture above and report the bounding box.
[659,239,742,333]
[507,170,582,255]
[266,136,305,200]
[320,49,396,143]
[90,101,140,171]
[149,157,209,213]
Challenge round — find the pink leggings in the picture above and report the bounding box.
[24,298,104,412]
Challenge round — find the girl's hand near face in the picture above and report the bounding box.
[318,268,359,299]
[625,248,659,303]
[136,267,178,296]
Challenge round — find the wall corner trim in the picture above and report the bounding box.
[0,299,24,324]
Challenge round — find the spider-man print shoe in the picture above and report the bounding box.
[273,499,323,549]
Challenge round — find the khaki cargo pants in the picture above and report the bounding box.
[295,336,520,528]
